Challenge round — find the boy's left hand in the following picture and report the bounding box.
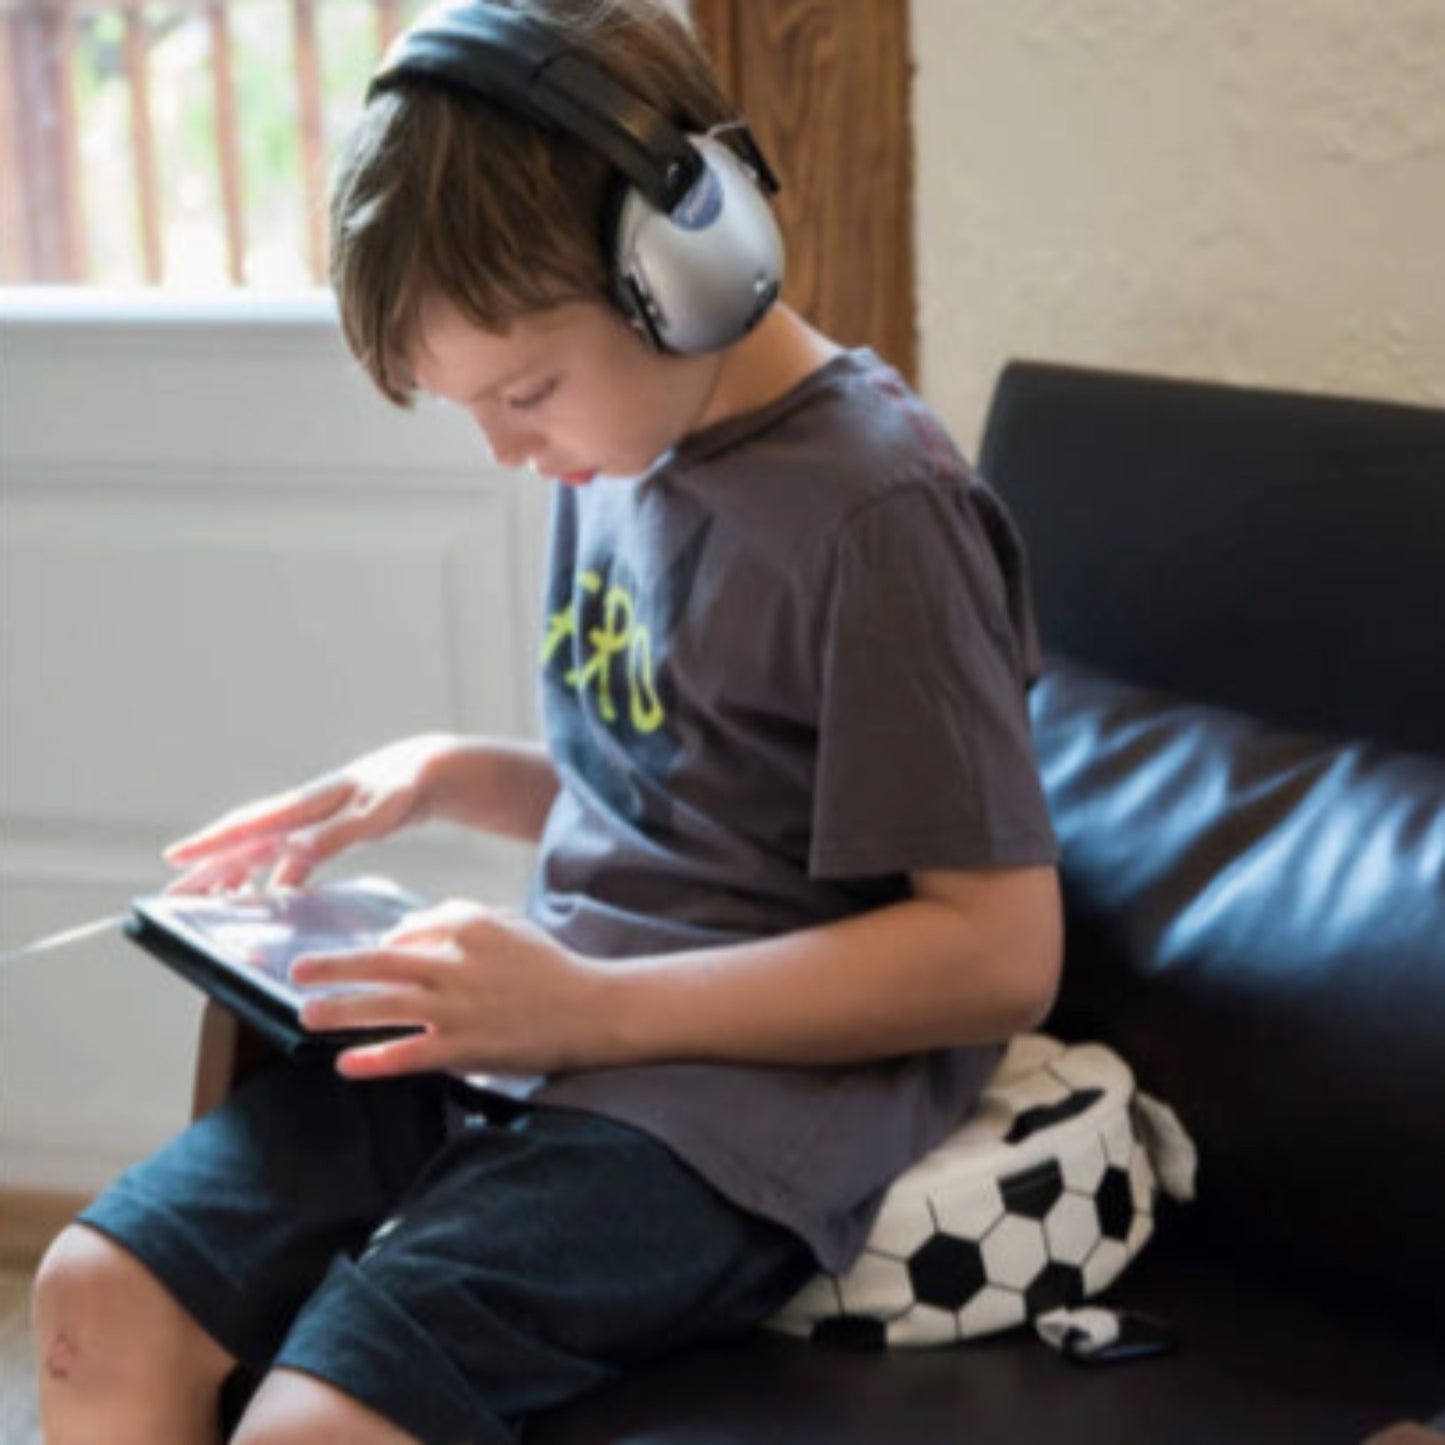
[290,901,608,1080]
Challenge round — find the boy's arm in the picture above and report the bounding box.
[423,738,560,843]
[294,863,1062,1078]
[597,864,1063,1067]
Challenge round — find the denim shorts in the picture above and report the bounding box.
[78,1058,816,1443]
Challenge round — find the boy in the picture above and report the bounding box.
[33,1,1062,1441]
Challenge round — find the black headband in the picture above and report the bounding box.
[368,3,704,209]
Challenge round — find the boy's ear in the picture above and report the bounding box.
[616,275,668,352]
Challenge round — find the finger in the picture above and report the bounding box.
[335,1029,455,1081]
[163,865,228,897]
[299,986,433,1035]
[290,947,441,990]
[163,841,278,896]
[275,815,371,874]
[260,802,413,884]
[166,837,277,891]
[163,777,351,864]
[384,899,487,945]
[266,848,316,892]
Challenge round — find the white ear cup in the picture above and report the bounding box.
[613,133,784,355]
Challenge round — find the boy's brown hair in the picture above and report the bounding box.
[330,0,737,406]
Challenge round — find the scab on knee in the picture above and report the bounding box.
[45,1330,80,1381]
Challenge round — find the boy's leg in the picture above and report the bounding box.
[230,1368,420,1445]
[34,1057,452,1443]
[33,1223,236,1445]
[240,1104,817,1444]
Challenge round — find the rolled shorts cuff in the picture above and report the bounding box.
[274,1255,510,1445]
[77,1184,272,1370]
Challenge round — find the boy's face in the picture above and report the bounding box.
[409,295,724,485]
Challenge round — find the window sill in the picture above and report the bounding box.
[0,286,339,332]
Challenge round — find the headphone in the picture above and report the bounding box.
[367,1,785,355]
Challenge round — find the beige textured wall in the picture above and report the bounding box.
[913,0,1445,454]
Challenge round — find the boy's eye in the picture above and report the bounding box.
[506,378,558,411]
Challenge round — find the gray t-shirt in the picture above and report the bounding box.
[524,348,1059,1271]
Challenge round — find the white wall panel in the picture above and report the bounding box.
[0,292,548,1194]
[1,481,519,826]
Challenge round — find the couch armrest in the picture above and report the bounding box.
[192,1001,277,1118]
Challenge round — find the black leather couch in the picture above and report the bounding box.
[533,363,1445,1443]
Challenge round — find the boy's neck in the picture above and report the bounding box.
[691,306,844,436]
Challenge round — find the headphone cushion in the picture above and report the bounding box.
[611,134,784,354]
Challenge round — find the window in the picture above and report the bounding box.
[2,1,914,379]
[0,0,425,289]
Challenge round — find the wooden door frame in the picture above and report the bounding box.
[691,0,916,382]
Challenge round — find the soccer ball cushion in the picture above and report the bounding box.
[767,1034,1169,1349]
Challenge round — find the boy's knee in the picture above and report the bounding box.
[34,1223,231,1383]
[34,1225,132,1333]
[33,1226,133,1389]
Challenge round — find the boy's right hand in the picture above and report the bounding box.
[162,734,454,895]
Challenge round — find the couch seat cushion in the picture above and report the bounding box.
[530,1227,1445,1444]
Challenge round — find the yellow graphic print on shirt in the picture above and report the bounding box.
[541,569,665,734]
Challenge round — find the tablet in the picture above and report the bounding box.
[126,876,429,1058]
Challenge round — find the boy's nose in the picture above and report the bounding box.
[475,412,537,471]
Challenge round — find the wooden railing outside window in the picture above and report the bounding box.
[0,0,419,286]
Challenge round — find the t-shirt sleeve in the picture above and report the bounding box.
[808,482,1060,879]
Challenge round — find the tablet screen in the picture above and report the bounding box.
[131,876,543,1093]
[131,878,427,1012]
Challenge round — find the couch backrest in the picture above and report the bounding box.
[979,362,1445,759]
[979,362,1445,1329]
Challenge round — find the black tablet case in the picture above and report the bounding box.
[125,900,419,1060]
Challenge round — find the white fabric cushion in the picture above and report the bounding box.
[767,1034,1192,1349]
